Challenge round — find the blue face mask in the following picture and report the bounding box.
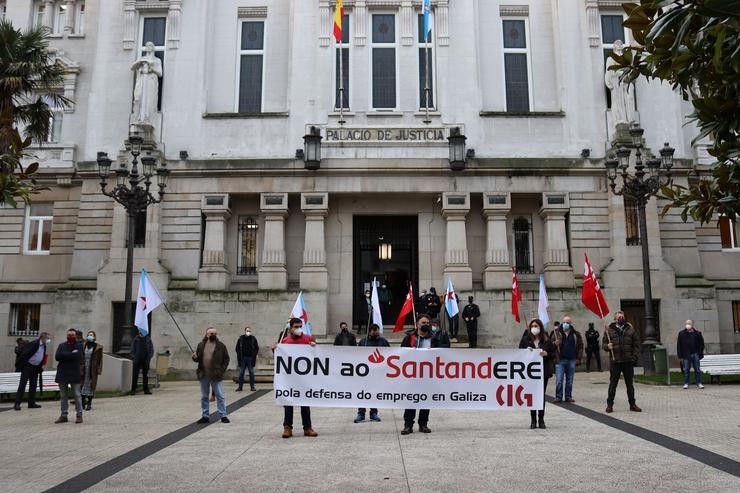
[86,336,95,342]
[561,323,570,330]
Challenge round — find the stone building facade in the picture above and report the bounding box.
[1,0,739,373]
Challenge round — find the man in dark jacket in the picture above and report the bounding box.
[192,327,230,423]
[55,328,84,424]
[333,321,357,347]
[14,338,26,372]
[423,287,441,319]
[235,326,259,392]
[604,311,642,413]
[130,331,154,395]
[677,319,706,389]
[552,316,584,403]
[585,323,602,372]
[462,296,481,348]
[400,314,439,435]
[431,317,451,348]
[355,323,390,423]
[14,333,50,411]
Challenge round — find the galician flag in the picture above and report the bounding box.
[333,0,344,43]
[538,274,550,327]
[371,278,384,333]
[445,277,459,317]
[422,0,432,42]
[291,291,312,336]
[134,269,163,336]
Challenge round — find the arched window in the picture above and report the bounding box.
[513,216,534,274]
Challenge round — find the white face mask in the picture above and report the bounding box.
[685,325,692,330]
[530,327,541,336]
[245,331,251,336]
[293,328,303,337]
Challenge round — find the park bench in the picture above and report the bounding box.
[0,371,59,400]
[701,354,740,384]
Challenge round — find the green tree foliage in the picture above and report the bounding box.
[609,1,740,224]
[0,19,69,206]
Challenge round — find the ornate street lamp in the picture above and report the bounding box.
[448,127,467,171]
[303,126,322,170]
[97,133,169,354]
[604,123,674,372]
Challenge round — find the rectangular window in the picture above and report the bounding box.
[624,197,641,246]
[733,301,740,334]
[9,304,40,336]
[502,19,530,112]
[417,14,434,109]
[237,216,258,275]
[54,3,67,33]
[371,14,397,110]
[512,215,534,274]
[75,2,85,34]
[140,16,166,110]
[237,20,265,113]
[601,14,625,108]
[34,3,45,29]
[719,215,739,249]
[24,203,53,254]
[43,95,63,143]
[334,14,350,110]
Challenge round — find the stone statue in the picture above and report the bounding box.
[604,40,636,125]
[131,42,163,126]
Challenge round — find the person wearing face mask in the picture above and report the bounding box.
[130,330,154,395]
[278,318,318,438]
[334,321,357,347]
[604,311,642,413]
[677,319,705,390]
[585,323,602,372]
[54,328,84,424]
[462,296,481,348]
[235,326,260,392]
[400,314,440,435]
[423,287,441,319]
[551,315,584,403]
[430,317,451,348]
[519,319,554,429]
[355,323,390,423]
[13,332,51,411]
[80,331,103,411]
[192,327,231,424]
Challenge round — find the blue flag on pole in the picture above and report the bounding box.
[423,0,432,42]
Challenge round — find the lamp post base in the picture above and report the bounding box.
[639,342,656,374]
[116,324,135,358]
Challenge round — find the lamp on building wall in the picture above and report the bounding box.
[604,123,674,373]
[96,133,169,355]
[448,127,467,171]
[378,239,392,261]
[303,126,322,170]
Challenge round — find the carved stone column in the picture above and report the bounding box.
[400,1,414,46]
[319,0,331,47]
[123,0,136,50]
[586,0,600,48]
[167,0,182,49]
[198,194,231,291]
[300,193,329,291]
[482,193,512,290]
[353,0,367,46]
[442,192,472,290]
[539,193,574,288]
[258,193,288,290]
[437,0,450,46]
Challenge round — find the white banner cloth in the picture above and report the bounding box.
[274,345,544,410]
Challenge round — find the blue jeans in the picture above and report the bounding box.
[682,353,702,385]
[200,378,227,418]
[59,383,83,417]
[238,357,255,389]
[555,359,577,400]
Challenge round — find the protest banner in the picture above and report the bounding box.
[274,345,544,410]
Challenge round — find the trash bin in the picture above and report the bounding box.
[652,345,667,374]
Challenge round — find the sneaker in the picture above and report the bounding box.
[419,425,432,433]
[697,384,705,389]
[370,413,381,422]
[221,417,230,423]
[629,404,642,412]
[282,426,292,438]
[401,426,413,435]
[196,417,209,424]
[303,428,318,437]
[55,416,68,424]
[28,404,42,409]
[683,384,689,389]
[75,416,83,424]
[353,414,365,423]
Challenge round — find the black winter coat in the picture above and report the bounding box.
[519,333,555,379]
[677,329,705,360]
[333,331,357,346]
[359,335,391,347]
[132,335,154,362]
[235,334,260,362]
[401,333,440,348]
[55,341,83,384]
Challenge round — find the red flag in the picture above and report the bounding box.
[512,267,522,323]
[582,253,609,318]
[394,283,415,333]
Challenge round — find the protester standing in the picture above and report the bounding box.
[55,328,84,424]
[585,323,602,372]
[355,323,390,423]
[274,318,319,438]
[677,319,705,389]
[423,287,441,319]
[130,331,154,395]
[235,326,259,392]
[192,327,230,423]
[333,321,357,347]
[519,319,554,429]
[13,332,50,411]
[604,311,642,413]
[431,317,451,348]
[80,331,103,410]
[462,296,481,348]
[400,314,439,435]
[552,316,583,403]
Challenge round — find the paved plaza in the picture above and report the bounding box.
[1,372,739,492]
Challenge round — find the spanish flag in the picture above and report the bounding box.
[333,0,344,43]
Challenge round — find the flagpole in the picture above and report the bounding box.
[411,281,417,331]
[338,34,346,125]
[161,302,195,354]
[424,26,431,124]
[595,294,615,360]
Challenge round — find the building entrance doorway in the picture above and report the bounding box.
[353,216,418,331]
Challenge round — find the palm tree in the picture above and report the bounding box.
[0,18,70,152]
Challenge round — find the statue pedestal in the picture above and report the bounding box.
[129,113,163,145]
